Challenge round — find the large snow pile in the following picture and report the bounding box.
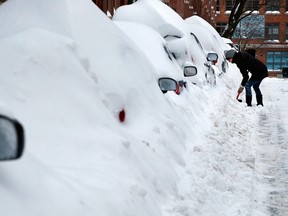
[0,0,287,216]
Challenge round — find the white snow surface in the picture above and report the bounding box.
[112,0,219,86]
[0,0,288,216]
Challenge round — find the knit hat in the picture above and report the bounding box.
[225,49,236,59]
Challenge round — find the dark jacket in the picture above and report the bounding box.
[232,51,268,86]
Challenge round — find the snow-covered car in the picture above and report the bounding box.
[0,0,204,214]
[0,114,24,161]
[185,15,231,75]
[163,30,218,85]
[112,0,218,86]
[114,21,197,94]
[187,32,219,85]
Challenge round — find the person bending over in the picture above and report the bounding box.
[225,49,268,106]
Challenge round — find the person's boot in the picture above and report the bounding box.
[246,95,252,107]
[256,95,263,106]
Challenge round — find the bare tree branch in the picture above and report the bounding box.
[222,1,267,38]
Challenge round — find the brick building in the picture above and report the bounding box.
[163,0,217,26]
[215,0,288,76]
[92,0,129,17]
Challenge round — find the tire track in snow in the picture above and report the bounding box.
[251,103,288,215]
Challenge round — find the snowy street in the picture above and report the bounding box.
[252,79,288,215]
[171,77,288,216]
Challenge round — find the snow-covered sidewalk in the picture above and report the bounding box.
[251,78,288,215]
[165,76,288,216]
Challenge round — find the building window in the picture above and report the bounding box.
[266,51,288,71]
[286,24,288,40]
[246,0,259,11]
[265,24,279,40]
[216,22,227,35]
[216,0,220,12]
[233,15,264,39]
[226,0,259,12]
[266,0,280,11]
[226,0,236,11]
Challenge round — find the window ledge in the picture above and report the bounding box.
[265,40,280,43]
[265,11,281,14]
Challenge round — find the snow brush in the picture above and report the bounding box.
[236,92,242,102]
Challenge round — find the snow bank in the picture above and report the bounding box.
[1,0,287,216]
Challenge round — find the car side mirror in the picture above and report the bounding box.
[207,52,218,62]
[0,115,24,161]
[184,65,197,77]
[158,77,178,94]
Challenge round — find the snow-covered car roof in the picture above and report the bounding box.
[113,0,187,38]
[114,21,184,81]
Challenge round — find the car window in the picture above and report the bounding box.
[163,44,173,61]
[190,33,206,55]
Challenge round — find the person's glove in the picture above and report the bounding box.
[238,85,244,93]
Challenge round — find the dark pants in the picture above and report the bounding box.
[245,80,262,96]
